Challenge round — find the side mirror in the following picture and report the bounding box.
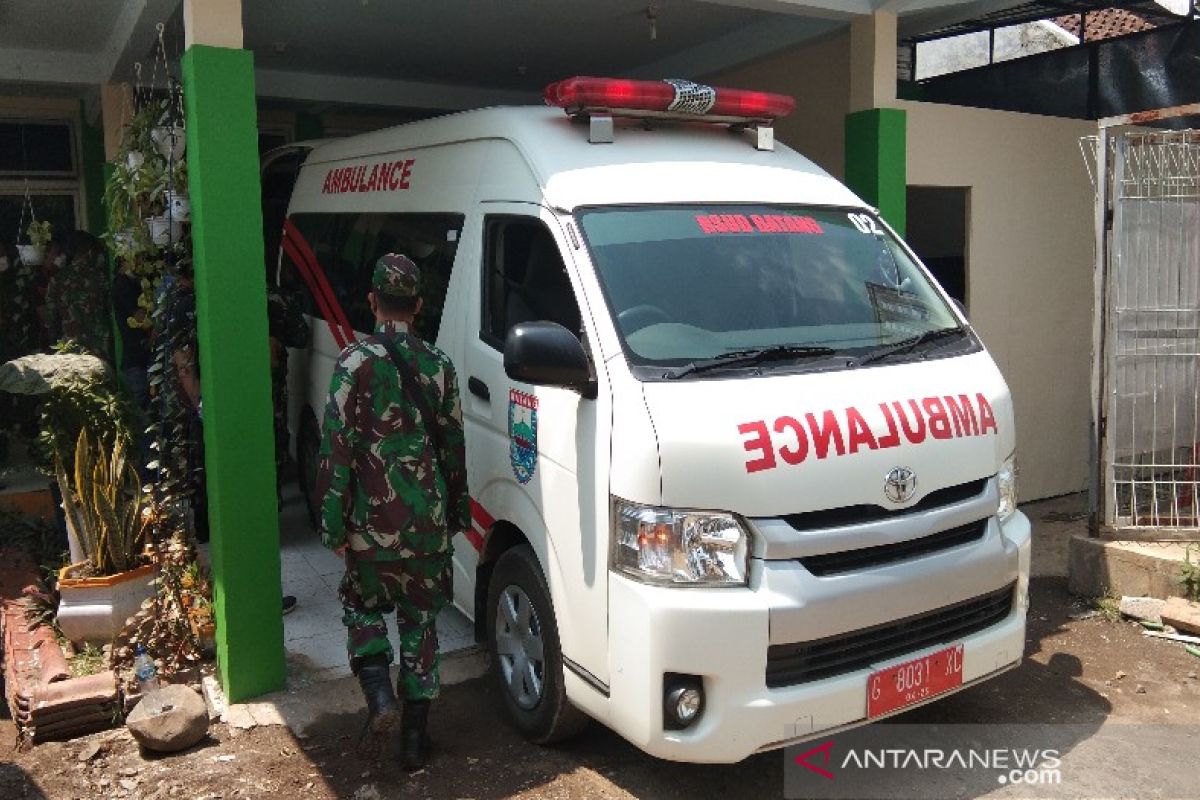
[504,322,597,399]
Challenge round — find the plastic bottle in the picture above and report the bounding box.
[133,644,160,693]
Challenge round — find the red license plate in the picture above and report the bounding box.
[867,643,964,719]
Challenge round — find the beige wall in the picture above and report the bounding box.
[902,100,1095,500]
[710,39,1096,501]
[705,31,851,178]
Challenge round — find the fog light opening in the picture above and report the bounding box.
[663,673,704,730]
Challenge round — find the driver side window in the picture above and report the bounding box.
[481,216,581,350]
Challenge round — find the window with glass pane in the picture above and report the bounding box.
[577,205,964,367]
[0,121,76,176]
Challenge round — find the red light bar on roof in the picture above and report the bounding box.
[544,76,795,121]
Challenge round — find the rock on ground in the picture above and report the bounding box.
[1118,595,1165,623]
[125,684,209,753]
[1161,596,1200,635]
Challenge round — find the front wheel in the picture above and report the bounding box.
[486,544,589,744]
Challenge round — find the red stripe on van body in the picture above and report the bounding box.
[283,219,356,343]
[470,498,495,531]
[464,528,484,552]
[467,499,494,552]
[281,236,347,349]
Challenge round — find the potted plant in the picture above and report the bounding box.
[55,431,155,646]
[103,94,190,318]
[18,219,53,266]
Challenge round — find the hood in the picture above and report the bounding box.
[641,351,1014,517]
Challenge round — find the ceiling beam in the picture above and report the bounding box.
[628,16,844,79]
[0,47,104,86]
[253,69,540,111]
[896,0,1031,37]
[105,0,184,86]
[696,0,874,18]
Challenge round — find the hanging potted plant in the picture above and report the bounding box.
[150,124,185,162]
[56,431,155,647]
[18,219,53,266]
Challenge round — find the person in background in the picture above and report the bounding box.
[45,231,112,360]
[267,276,309,617]
[316,254,468,770]
[112,260,151,411]
[0,237,46,458]
[158,261,207,541]
[267,275,311,503]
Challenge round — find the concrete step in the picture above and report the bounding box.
[1068,534,1199,598]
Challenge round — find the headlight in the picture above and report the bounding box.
[997,453,1018,522]
[611,497,750,586]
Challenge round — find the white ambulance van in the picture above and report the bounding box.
[279,77,1030,764]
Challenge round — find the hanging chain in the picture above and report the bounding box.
[13,66,39,244]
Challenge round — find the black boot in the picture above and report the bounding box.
[356,655,399,757]
[401,699,431,771]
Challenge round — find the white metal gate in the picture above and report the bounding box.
[1090,125,1200,534]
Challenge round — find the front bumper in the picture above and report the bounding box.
[597,510,1031,763]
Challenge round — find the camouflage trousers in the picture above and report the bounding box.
[338,555,450,702]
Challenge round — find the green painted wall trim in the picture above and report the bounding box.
[182,45,285,702]
[294,111,324,142]
[80,102,107,235]
[844,108,907,236]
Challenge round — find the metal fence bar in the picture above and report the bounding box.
[1102,130,1200,534]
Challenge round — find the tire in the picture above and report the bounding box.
[486,544,589,744]
[297,411,321,530]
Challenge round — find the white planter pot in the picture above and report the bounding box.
[17,244,45,266]
[57,562,156,647]
[151,126,186,161]
[146,216,183,247]
[165,190,190,222]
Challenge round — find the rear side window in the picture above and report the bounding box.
[286,212,462,343]
[480,216,581,349]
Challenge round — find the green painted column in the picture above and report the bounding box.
[182,45,285,701]
[844,108,907,236]
[79,102,107,235]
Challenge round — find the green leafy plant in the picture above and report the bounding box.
[58,431,149,576]
[34,364,136,479]
[1180,544,1200,603]
[26,219,53,249]
[68,642,107,679]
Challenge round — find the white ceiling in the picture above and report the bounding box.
[0,0,1032,108]
[244,0,794,90]
[0,0,129,53]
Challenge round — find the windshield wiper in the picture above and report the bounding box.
[666,344,836,379]
[857,327,966,366]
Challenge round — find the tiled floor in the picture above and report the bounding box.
[276,487,477,686]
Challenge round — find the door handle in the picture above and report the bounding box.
[468,376,490,401]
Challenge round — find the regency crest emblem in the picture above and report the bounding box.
[884,466,917,504]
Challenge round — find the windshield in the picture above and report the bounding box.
[577,205,971,377]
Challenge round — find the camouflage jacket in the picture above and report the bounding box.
[316,320,469,561]
[45,255,112,359]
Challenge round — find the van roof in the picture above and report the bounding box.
[304,106,865,211]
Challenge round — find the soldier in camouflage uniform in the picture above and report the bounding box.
[315,253,469,770]
[44,231,112,360]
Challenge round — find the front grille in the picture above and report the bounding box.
[765,582,1015,688]
[798,519,988,576]
[782,478,987,532]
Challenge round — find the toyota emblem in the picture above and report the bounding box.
[884,467,917,504]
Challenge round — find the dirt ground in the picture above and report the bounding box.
[2,578,1199,800]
